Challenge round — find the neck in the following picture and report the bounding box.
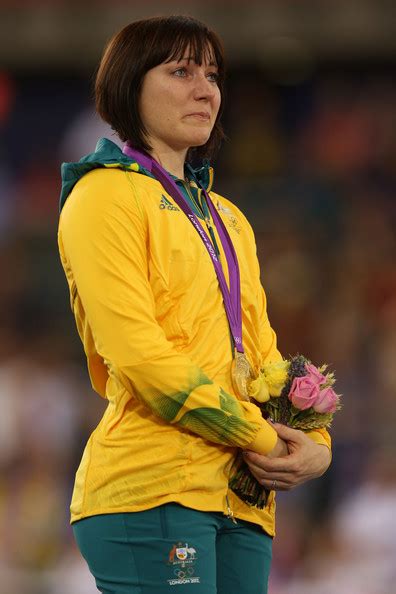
[149,141,188,179]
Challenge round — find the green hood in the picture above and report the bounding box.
[59,138,213,212]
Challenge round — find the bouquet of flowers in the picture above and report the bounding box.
[229,355,341,508]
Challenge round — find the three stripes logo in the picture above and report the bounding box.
[159,195,179,211]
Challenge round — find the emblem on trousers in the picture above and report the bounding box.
[167,542,200,585]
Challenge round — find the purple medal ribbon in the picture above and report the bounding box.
[122,143,244,354]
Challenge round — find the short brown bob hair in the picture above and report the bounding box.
[95,15,226,161]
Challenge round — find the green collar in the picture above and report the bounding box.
[59,138,214,212]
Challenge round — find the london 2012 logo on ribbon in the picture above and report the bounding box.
[167,542,200,586]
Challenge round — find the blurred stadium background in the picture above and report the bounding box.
[1,1,396,593]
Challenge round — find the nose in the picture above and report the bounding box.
[192,71,217,101]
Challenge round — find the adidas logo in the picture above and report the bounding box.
[159,195,179,211]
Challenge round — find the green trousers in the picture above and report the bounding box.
[73,503,273,594]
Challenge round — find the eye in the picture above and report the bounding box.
[206,71,219,83]
[172,67,188,77]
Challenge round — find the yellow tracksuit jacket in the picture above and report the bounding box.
[58,139,330,534]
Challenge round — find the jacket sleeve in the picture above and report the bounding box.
[58,168,278,455]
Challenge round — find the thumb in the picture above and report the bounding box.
[273,422,303,441]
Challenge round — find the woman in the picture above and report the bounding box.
[58,15,331,594]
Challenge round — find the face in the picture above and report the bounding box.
[139,46,221,155]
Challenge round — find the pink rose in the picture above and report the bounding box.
[313,386,338,413]
[288,376,321,410]
[305,364,327,386]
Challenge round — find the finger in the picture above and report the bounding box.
[244,459,295,484]
[273,423,305,442]
[243,451,295,473]
[248,471,292,492]
[244,459,270,480]
[265,479,290,491]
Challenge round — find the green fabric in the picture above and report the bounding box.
[150,371,213,421]
[73,504,272,594]
[175,180,221,256]
[176,179,205,220]
[59,138,212,212]
[178,407,259,446]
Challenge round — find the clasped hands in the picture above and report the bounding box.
[243,423,331,492]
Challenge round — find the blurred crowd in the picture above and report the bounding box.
[1,62,396,594]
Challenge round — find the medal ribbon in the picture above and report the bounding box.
[122,143,244,354]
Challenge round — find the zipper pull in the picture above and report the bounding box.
[205,219,221,258]
[225,494,238,524]
[205,216,213,230]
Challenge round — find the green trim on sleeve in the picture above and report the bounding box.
[149,372,213,422]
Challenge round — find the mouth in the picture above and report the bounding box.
[186,112,211,121]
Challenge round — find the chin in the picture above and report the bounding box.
[180,124,212,148]
[188,133,211,148]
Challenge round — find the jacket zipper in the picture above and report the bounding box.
[225,494,237,524]
[182,181,221,257]
[184,178,236,522]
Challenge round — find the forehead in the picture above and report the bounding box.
[164,39,218,66]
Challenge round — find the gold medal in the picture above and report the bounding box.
[231,350,253,401]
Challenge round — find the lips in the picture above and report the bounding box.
[186,112,210,121]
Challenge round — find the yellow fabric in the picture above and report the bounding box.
[58,167,330,534]
[306,428,332,449]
